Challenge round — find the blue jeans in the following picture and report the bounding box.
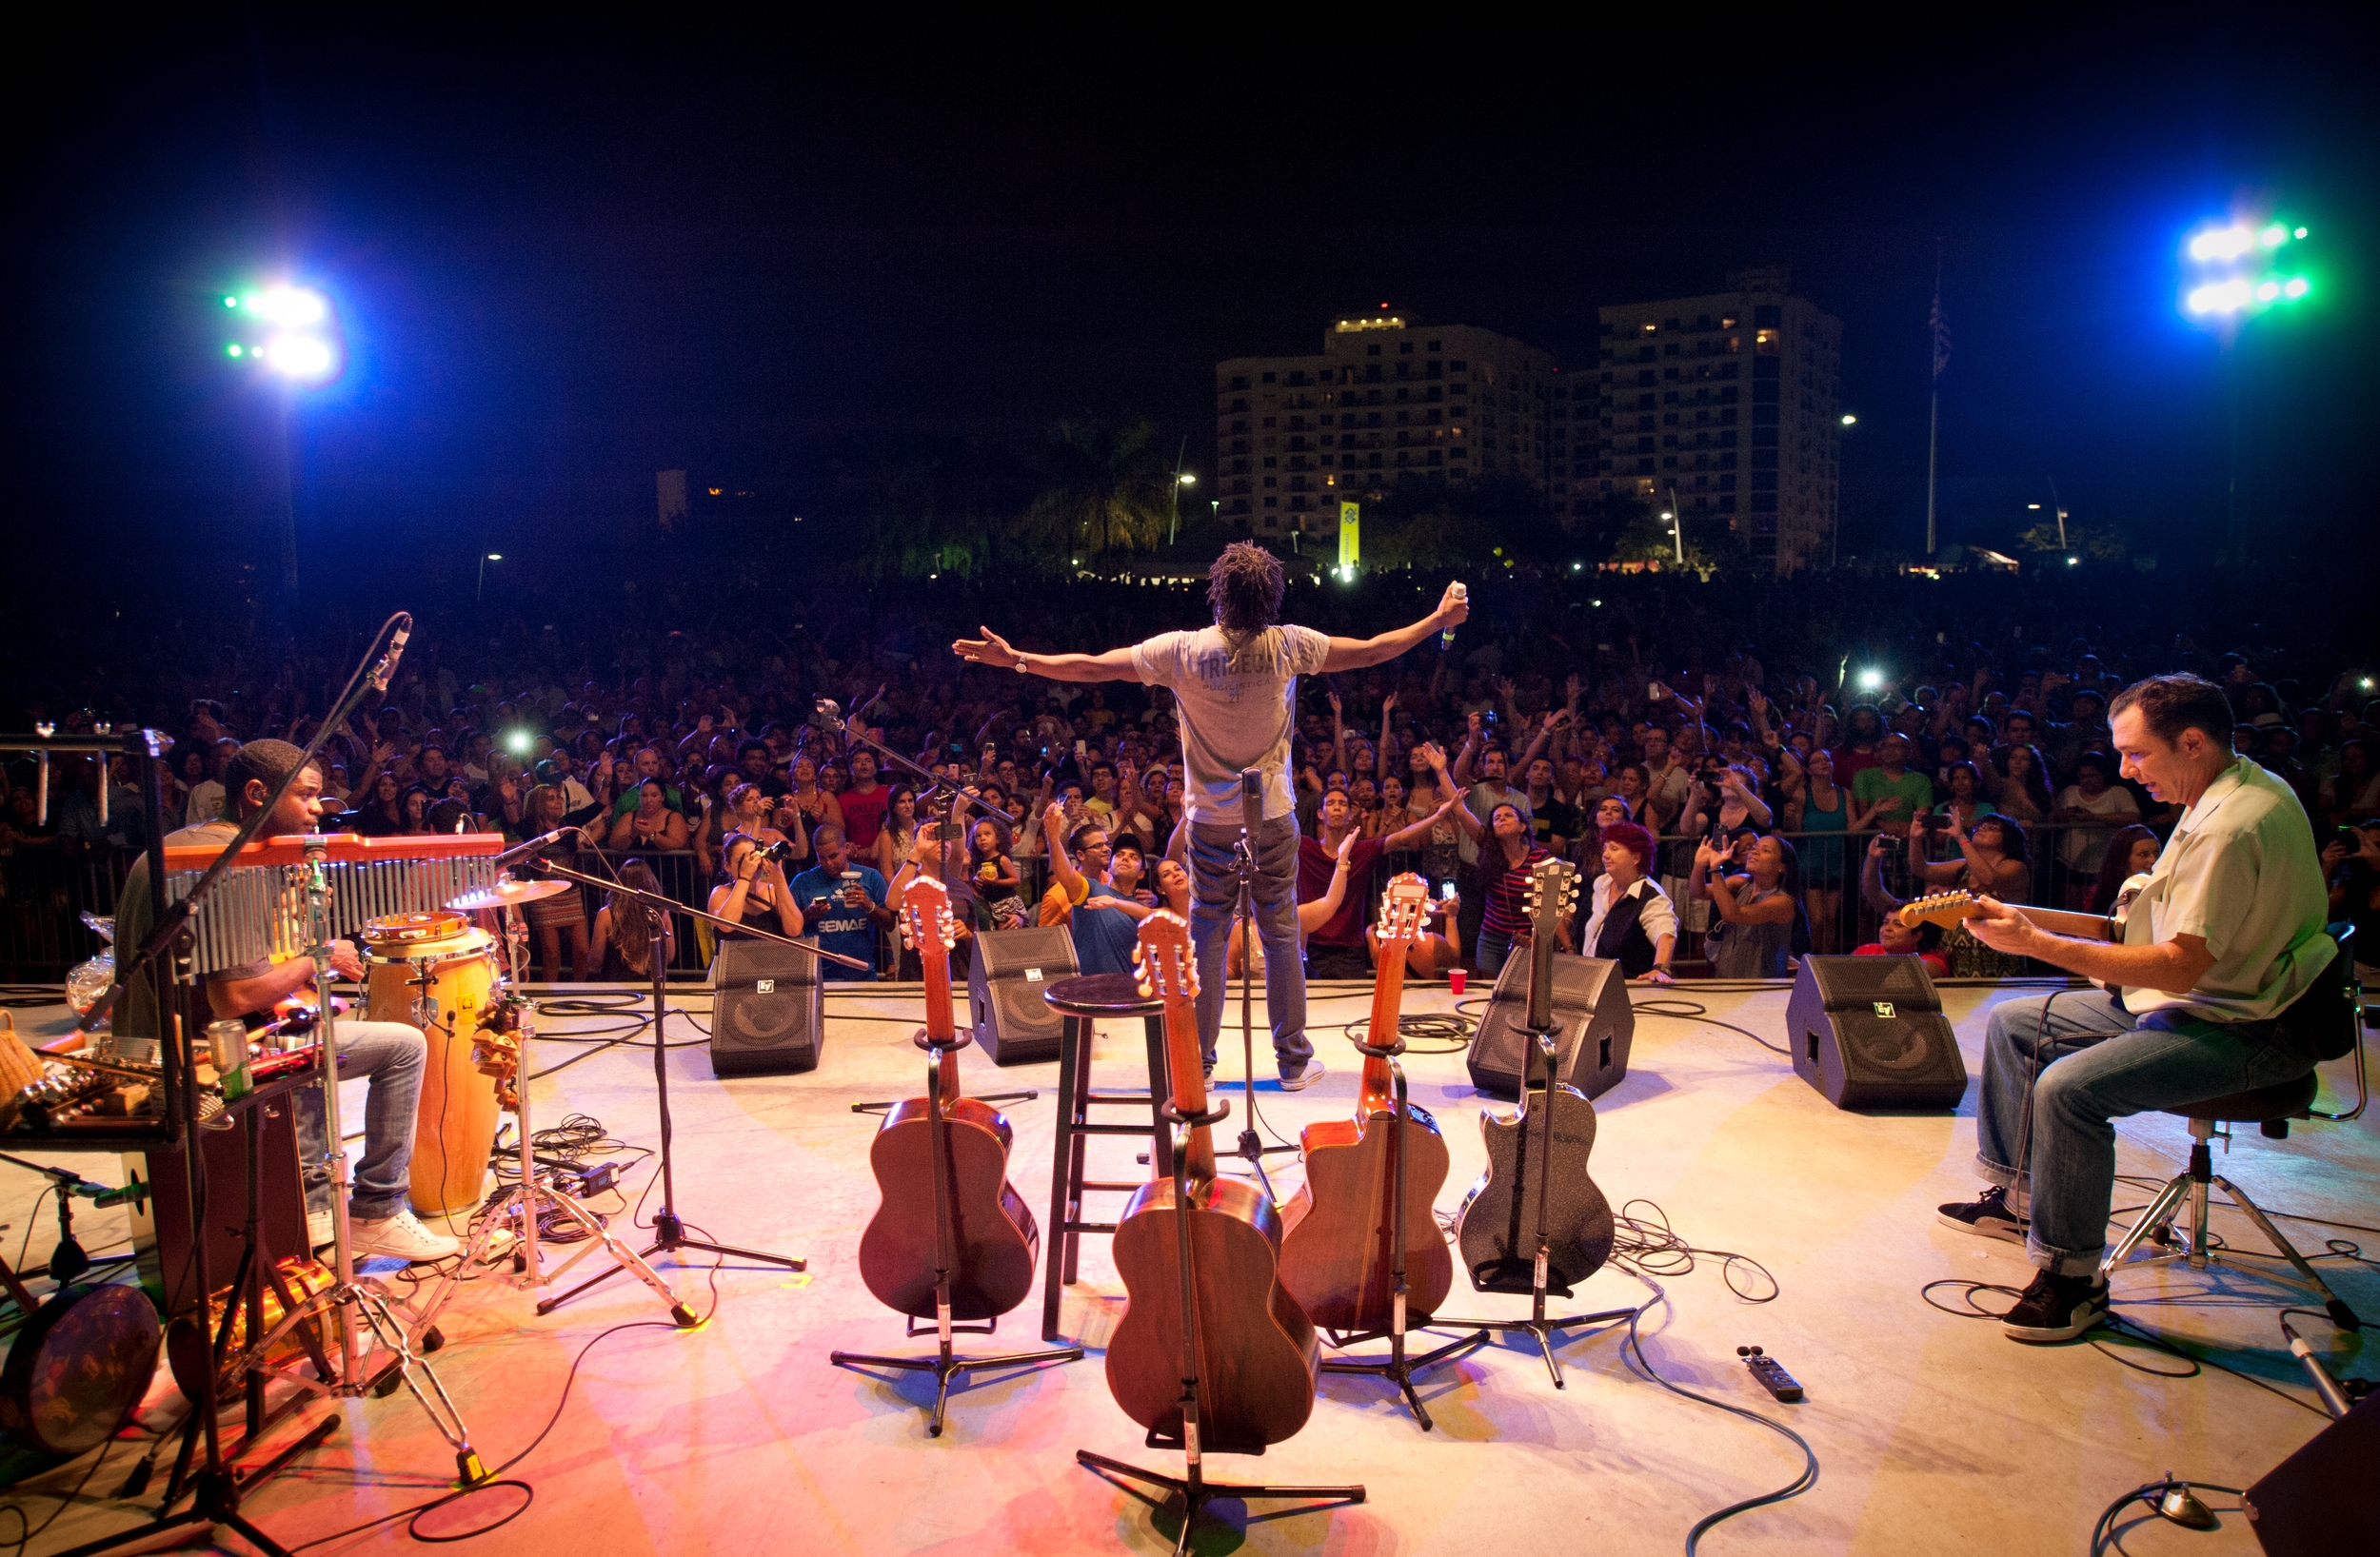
[1474,931,1516,979]
[1187,815,1311,1075]
[1973,991,2310,1277]
[292,1019,430,1223]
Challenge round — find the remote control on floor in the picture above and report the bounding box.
[1737,1346,1803,1402]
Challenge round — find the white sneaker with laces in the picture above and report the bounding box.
[350,1209,460,1263]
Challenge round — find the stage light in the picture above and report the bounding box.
[264,333,336,381]
[2255,281,2280,302]
[2066,556,2079,565]
[223,296,239,308]
[1839,413,1856,425]
[240,286,327,326]
[1572,562,1582,571]
[2284,277,2309,299]
[2294,227,2308,239]
[227,344,243,357]
[2261,223,2290,247]
[2186,279,2253,315]
[2188,225,2256,262]
[2362,677,2374,691]
[506,731,531,754]
[1856,669,1883,691]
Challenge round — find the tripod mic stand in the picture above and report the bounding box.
[534,858,865,1313]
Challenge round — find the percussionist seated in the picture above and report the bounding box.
[111,739,460,1263]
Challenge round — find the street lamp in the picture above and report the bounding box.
[1839,413,1857,426]
[1663,485,1683,564]
[478,552,503,602]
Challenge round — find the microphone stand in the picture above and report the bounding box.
[535,859,864,1312]
[1217,769,1297,1193]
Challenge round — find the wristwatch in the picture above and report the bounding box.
[1012,655,1029,674]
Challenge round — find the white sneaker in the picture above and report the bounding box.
[307,1209,335,1251]
[350,1209,461,1263]
[1278,1059,1327,1092]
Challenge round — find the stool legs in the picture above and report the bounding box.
[1142,1014,1174,1181]
[1042,1015,1087,1342]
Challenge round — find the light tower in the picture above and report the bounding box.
[221,284,344,609]
[2179,216,2315,560]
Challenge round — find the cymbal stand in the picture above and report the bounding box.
[1315,1035,1484,1430]
[1076,1097,1364,1557]
[405,904,696,1333]
[832,1031,1080,1434]
[1432,1030,1634,1389]
[228,835,489,1486]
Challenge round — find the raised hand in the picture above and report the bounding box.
[1382,690,1398,715]
[1746,687,1768,719]
[1327,689,1342,717]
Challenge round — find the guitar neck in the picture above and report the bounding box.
[1359,948,1408,1117]
[1161,995,1215,1184]
[2013,904,2117,941]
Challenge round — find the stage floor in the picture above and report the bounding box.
[5,976,2373,1555]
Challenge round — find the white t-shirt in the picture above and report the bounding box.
[1132,624,1331,823]
[2125,758,2333,1025]
[184,779,225,827]
[2054,781,2141,871]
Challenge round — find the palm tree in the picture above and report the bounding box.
[1017,415,1173,566]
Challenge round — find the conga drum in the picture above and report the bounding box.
[359,912,502,1225]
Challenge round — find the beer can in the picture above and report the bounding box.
[207,1018,252,1100]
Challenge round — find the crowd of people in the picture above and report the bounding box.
[5,564,2376,989]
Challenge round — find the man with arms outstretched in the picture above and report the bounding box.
[956,542,1467,1087]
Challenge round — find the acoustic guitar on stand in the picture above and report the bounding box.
[854,875,1041,1323]
[1103,910,1319,1453]
[1276,873,1453,1332]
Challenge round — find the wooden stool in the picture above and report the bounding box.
[1041,972,1175,1341]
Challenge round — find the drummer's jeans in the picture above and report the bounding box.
[290,1019,429,1224]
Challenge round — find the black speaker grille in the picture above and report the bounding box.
[1800,954,1939,1010]
[1833,1012,1961,1077]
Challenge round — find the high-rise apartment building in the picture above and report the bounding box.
[1586,268,1842,574]
[1215,315,1559,540]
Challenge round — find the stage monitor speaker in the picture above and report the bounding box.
[1466,950,1634,1100]
[2244,1391,2380,1554]
[1787,955,1967,1110]
[123,1093,307,1317]
[968,925,1079,1065]
[710,938,824,1076]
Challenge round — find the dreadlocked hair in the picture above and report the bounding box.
[1207,542,1285,639]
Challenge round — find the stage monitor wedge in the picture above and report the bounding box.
[1466,950,1634,1100]
[968,925,1078,1065]
[1787,955,1967,1110]
[710,938,824,1076]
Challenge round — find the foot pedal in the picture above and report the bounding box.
[455,1449,492,1488]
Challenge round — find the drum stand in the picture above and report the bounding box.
[409,906,697,1333]
[1076,1098,1364,1557]
[1432,1031,1635,1389]
[832,1031,1080,1435]
[1314,1035,1484,1431]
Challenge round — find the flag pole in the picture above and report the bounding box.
[1925,242,1945,559]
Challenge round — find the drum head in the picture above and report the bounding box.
[0,1284,161,1455]
[361,911,467,946]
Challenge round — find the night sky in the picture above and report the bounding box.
[5,24,2370,601]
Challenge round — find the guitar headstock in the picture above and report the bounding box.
[1896,890,1983,930]
[1524,857,1579,939]
[898,873,957,955]
[1132,909,1199,1007]
[1376,873,1431,949]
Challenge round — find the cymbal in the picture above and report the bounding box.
[447,879,573,911]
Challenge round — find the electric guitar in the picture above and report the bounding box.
[1454,857,1616,1296]
[854,876,1041,1322]
[1895,872,2149,999]
[1103,910,1318,1453]
[1277,874,1454,1331]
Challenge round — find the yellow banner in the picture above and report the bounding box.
[1339,502,1359,569]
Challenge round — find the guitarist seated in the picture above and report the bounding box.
[1934,676,2334,1346]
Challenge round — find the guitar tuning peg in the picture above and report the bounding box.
[1136,975,1153,997]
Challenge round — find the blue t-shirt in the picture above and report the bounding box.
[789,863,886,980]
[1069,886,1142,977]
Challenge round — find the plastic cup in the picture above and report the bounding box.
[1449,967,1467,997]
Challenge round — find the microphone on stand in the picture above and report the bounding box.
[367,614,413,695]
[1240,766,1263,839]
[495,826,581,865]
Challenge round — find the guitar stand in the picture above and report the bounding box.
[1076,1098,1364,1557]
[833,1032,1080,1436]
[1434,1031,1635,1389]
[1316,1035,1485,1431]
